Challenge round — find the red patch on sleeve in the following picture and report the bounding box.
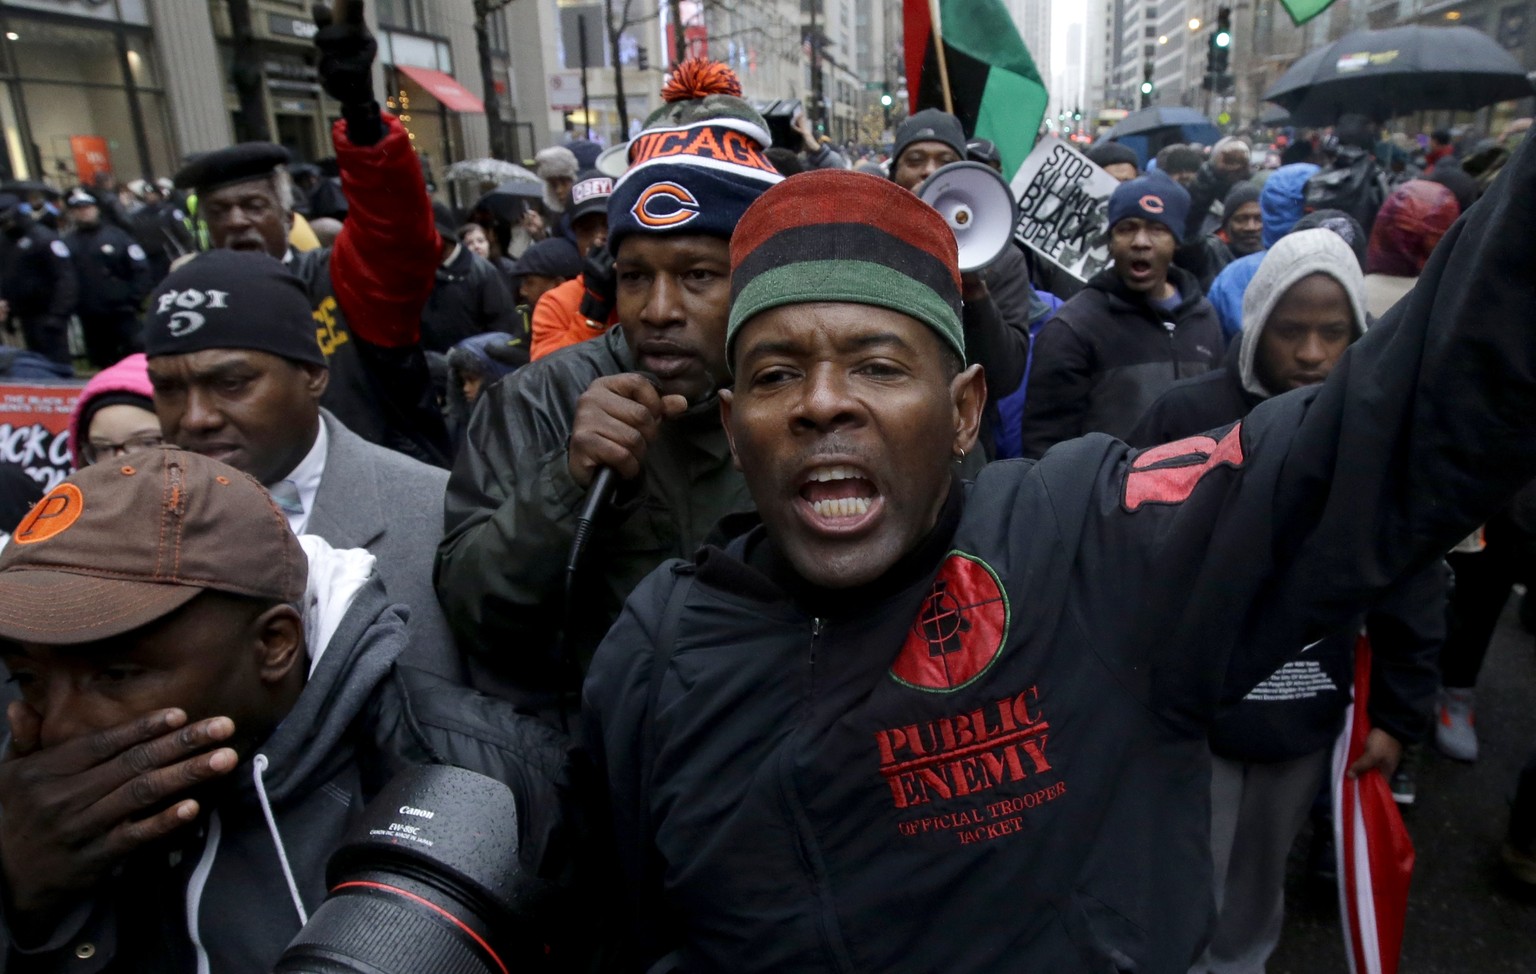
[1122,424,1245,511]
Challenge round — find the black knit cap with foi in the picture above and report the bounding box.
[143,250,325,367]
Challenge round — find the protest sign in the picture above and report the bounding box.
[1010,134,1119,283]
[0,382,85,492]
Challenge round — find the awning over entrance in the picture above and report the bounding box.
[395,64,485,114]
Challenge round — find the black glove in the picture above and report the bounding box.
[578,244,617,325]
[313,1,384,145]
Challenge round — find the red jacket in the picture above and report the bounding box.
[291,112,451,465]
[328,112,443,347]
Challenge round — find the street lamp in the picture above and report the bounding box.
[1158,35,1168,44]
[1188,17,1201,30]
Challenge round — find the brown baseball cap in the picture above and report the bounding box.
[0,446,307,645]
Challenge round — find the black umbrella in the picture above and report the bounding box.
[1257,104,1291,127]
[472,179,545,223]
[1263,25,1534,126]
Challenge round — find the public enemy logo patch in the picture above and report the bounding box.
[889,552,1009,693]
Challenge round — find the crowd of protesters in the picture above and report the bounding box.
[0,6,1532,973]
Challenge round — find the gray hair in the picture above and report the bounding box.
[271,166,295,216]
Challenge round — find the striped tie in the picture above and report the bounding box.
[268,480,304,518]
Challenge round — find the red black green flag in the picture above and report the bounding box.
[904,0,1049,180]
[1280,0,1338,25]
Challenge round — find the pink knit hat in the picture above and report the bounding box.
[67,353,155,469]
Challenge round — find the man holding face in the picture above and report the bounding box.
[0,448,578,971]
[584,157,1536,971]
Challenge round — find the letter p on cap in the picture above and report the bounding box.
[14,483,83,544]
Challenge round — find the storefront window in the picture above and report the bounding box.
[7,19,120,84]
[0,6,174,186]
[19,80,141,182]
[4,0,147,26]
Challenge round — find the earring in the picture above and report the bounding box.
[953,448,967,463]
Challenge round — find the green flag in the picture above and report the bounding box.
[1279,0,1339,26]
[905,0,1049,180]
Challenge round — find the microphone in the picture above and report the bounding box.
[565,465,617,582]
[557,372,672,717]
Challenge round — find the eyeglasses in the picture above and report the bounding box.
[82,433,164,466]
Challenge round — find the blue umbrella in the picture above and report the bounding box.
[1103,107,1222,167]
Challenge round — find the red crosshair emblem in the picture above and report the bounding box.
[890,553,1010,692]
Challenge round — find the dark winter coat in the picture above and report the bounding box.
[436,326,754,713]
[1018,263,1221,458]
[419,243,519,353]
[0,218,77,321]
[65,224,151,317]
[1130,343,1442,762]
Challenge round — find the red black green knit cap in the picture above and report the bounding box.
[728,170,965,366]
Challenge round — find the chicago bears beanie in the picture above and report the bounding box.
[606,59,782,255]
[1106,175,1191,243]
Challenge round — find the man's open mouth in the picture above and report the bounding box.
[797,463,883,528]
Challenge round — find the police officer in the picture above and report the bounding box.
[0,192,78,368]
[65,188,153,367]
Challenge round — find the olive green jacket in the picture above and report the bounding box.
[435,326,752,711]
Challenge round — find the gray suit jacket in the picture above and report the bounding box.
[308,410,462,679]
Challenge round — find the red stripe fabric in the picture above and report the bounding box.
[730,170,959,288]
[1337,636,1415,974]
[903,0,932,115]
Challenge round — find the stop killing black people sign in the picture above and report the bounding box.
[1009,134,1118,283]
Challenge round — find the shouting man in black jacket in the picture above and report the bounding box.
[1020,174,1222,459]
[585,150,1536,972]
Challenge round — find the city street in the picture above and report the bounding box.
[1273,600,1536,973]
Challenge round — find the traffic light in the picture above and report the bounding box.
[1212,7,1231,73]
[1207,7,1231,84]
[638,45,649,70]
[1140,62,1155,107]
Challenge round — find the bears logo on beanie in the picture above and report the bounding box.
[606,59,782,255]
[1107,175,1191,243]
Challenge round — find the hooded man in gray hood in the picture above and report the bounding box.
[1133,228,1367,437]
[1130,230,1443,974]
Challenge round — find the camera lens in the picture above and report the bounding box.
[274,765,539,974]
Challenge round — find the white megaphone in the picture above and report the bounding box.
[915,161,1018,273]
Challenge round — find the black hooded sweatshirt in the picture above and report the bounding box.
[584,130,1536,973]
[1131,342,1442,762]
[1019,263,1221,459]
